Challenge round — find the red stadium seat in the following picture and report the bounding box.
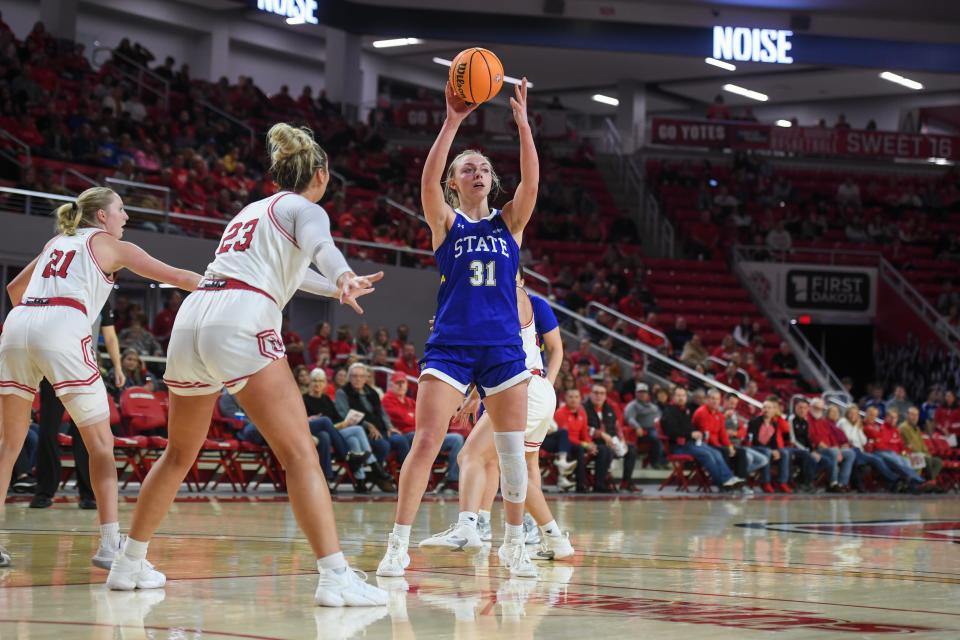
[119,387,167,436]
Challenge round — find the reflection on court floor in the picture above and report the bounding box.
[2,494,959,638]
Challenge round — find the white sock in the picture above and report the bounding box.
[392,523,411,543]
[478,509,491,524]
[457,511,478,528]
[317,551,348,573]
[99,522,120,547]
[504,523,523,542]
[122,537,149,561]
[540,520,561,537]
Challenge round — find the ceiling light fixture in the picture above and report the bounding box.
[432,57,533,88]
[879,71,923,90]
[723,83,768,102]
[591,94,620,106]
[775,119,792,127]
[373,38,422,49]
[705,57,736,71]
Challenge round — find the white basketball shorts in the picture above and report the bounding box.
[163,288,285,396]
[524,375,557,452]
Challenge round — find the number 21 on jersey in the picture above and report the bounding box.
[41,249,76,279]
[469,260,496,287]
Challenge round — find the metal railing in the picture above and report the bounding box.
[105,177,172,219]
[61,168,99,191]
[385,197,427,224]
[878,256,960,357]
[586,301,668,344]
[600,118,675,257]
[541,296,763,410]
[91,46,170,110]
[0,128,31,167]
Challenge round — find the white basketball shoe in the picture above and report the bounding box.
[315,568,388,607]
[419,523,483,553]
[376,533,411,577]
[106,554,167,590]
[532,532,575,561]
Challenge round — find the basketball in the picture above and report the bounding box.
[448,47,504,104]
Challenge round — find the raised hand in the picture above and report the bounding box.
[509,77,529,129]
[337,271,384,314]
[445,82,479,123]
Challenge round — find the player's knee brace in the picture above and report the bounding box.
[61,393,109,428]
[494,431,527,504]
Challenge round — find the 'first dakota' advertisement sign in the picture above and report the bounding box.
[740,262,877,321]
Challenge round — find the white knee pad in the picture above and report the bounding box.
[61,392,110,427]
[494,431,528,504]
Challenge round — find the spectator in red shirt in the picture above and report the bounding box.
[281,317,306,369]
[862,407,930,490]
[934,390,960,433]
[636,312,666,349]
[329,325,354,367]
[569,338,600,374]
[393,343,419,379]
[746,398,794,493]
[382,373,416,434]
[152,291,182,350]
[390,324,410,357]
[307,321,331,363]
[808,399,854,491]
[712,335,738,361]
[618,287,646,320]
[692,389,744,477]
[706,94,731,120]
[554,388,610,493]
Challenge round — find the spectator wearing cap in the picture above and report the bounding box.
[584,385,639,492]
[382,372,463,490]
[660,387,744,489]
[623,383,667,469]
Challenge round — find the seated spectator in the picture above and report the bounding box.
[834,113,851,129]
[107,349,145,399]
[636,312,666,348]
[721,393,770,482]
[336,363,410,470]
[784,398,831,492]
[618,286,646,320]
[706,94,730,120]
[695,389,757,487]
[303,368,393,493]
[623,383,667,468]
[712,335,738,361]
[554,388,610,493]
[862,406,934,492]
[584,385,639,492]
[293,365,310,394]
[934,390,960,433]
[354,322,373,357]
[393,343,419,379]
[660,386,744,489]
[899,406,943,482]
[330,324,354,367]
[569,338,600,374]
[808,401,855,492]
[716,362,745,391]
[382,373,462,490]
[746,398,793,493]
[679,334,709,369]
[390,324,410,357]
[765,221,792,254]
[151,292,182,351]
[667,316,694,357]
[118,313,163,356]
[770,342,799,380]
[837,405,900,492]
[886,385,912,419]
[281,317,306,369]
[863,385,887,418]
[307,321,332,363]
[732,315,756,348]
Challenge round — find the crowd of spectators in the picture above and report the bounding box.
[705,94,878,131]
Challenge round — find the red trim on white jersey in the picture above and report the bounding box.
[84,230,116,285]
[164,379,214,389]
[266,192,299,248]
[51,335,102,390]
[223,374,252,386]
[0,380,37,394]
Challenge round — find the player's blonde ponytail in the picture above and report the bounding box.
[267,123,328,193]
[443,149,501,209]
[55,187,116,235]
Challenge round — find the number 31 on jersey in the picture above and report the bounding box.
[469,260,496,287]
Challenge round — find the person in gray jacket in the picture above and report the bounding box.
[623,383,668,469]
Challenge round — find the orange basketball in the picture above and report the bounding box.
[448,47,504,105]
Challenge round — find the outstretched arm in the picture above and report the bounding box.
[422,83,478,247]
[100,237,202,291]
[501,78,538,236]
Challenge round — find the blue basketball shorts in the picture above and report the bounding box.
[419,343,530,398]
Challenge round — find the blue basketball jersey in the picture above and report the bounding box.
[428,209,521,347]
[530,294,559,355]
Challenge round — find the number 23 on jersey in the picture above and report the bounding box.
[217,219,259,254]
